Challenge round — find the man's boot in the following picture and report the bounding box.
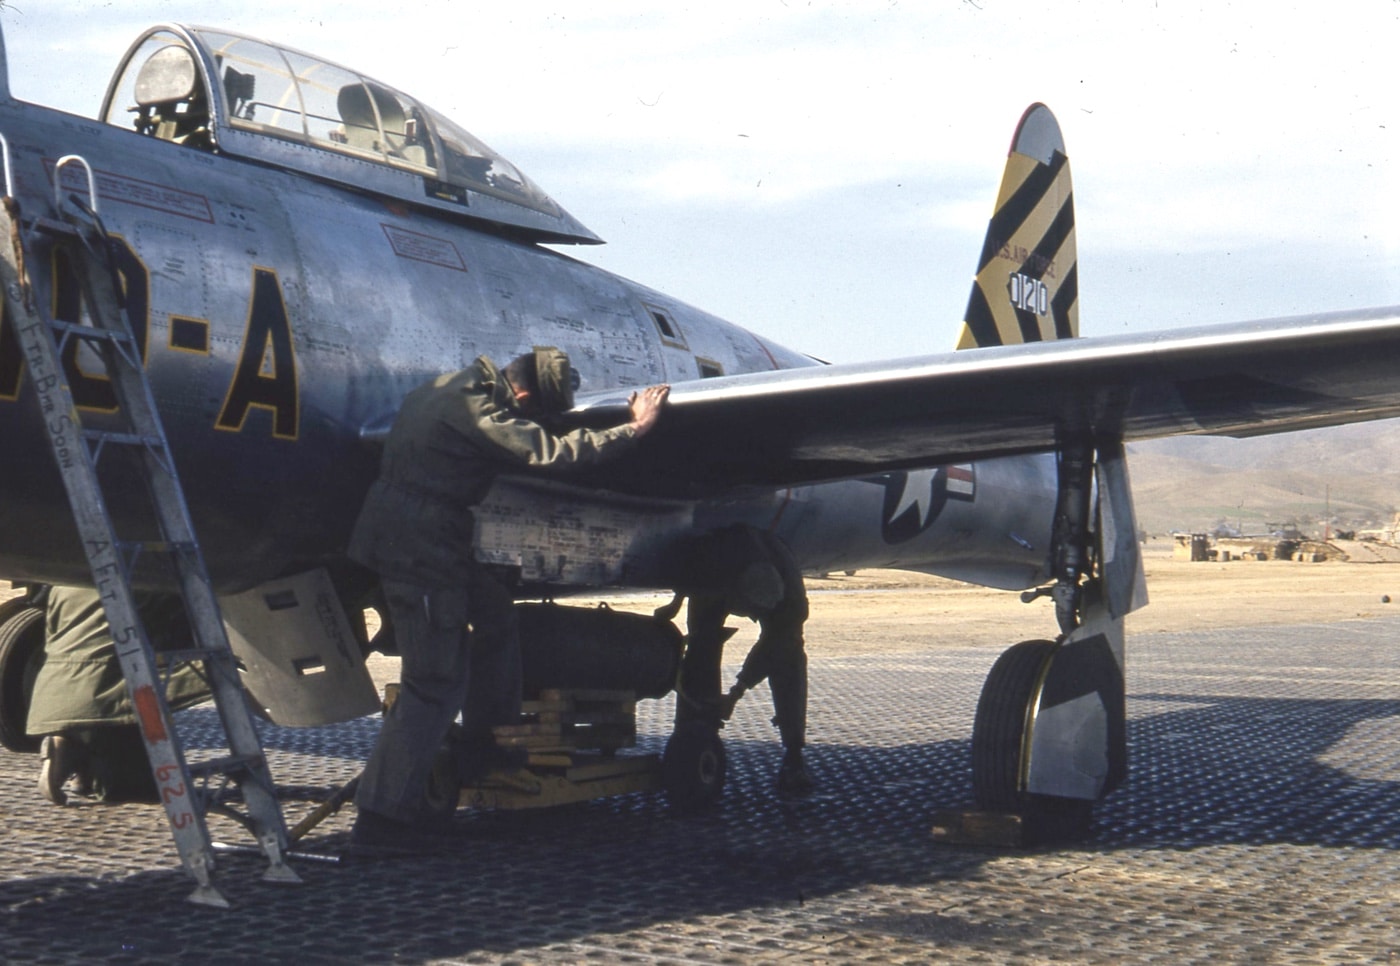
[770,660,813,795]
[349,807,470,856]
[454,731,527,784]
[37,734,84,806]
[776,744,814,795]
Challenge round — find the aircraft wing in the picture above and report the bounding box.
[567,306,1400,499]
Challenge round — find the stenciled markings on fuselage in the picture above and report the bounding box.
[49,161,216,225]
[875,465,976,544]
[0,239,299,439]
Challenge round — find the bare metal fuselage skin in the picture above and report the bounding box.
[0,78,1055,596]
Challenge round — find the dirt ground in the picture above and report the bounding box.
[591,540,1400,659]
[8,540,1400,675]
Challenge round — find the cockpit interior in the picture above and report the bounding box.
[97,25,599,245]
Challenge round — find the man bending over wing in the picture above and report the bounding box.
[347,347,667,852]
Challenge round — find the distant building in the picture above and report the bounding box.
[1173,531,1345,563]
[1173,533,1211,562]
[1357,512,1400,546]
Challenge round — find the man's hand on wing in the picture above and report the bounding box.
[628,385,670,437]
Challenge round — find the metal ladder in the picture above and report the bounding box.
[0,149,299,907]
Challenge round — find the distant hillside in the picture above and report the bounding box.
[1125,417,1400,536]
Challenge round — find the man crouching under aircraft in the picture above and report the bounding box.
[662,524,814,795]
[31,585,211,805]
[347,347,668,852]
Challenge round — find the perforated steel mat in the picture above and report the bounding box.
[3,616,1400,963]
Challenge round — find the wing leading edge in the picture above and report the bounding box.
[568,305,1400,499]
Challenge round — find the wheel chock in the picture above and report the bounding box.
[930,809,1027,847]
[931,805,1093,847]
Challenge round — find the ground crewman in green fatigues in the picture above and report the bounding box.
[29,585,209,805]
[348,348,667,851]
[665,524,814,794]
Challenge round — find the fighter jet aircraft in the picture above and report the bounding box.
[1,22,1399,828]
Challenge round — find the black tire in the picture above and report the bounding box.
[0,596,36,632]
[0,606,45,753]
[662,722,726,812]
[971,639,1057,811]
[972,638,1097,838]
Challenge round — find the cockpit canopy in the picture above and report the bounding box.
[100,25,600,245]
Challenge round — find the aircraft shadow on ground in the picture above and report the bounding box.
[1099,692,1400,851]
[1,690,1398,961]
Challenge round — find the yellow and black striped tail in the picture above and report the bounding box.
[956,103,1078,350]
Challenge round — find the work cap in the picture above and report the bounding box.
[731,561,784,614]
[534,346,575,413]
[674,525,788,617]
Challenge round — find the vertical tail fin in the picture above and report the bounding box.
[956,103,1077,350]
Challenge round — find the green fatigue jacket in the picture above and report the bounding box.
[348,356,639,586]
[26,586,211,734]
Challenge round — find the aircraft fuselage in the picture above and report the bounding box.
[0,89,1055,596]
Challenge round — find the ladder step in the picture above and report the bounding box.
[30,215,85,239]
[155,647,224,668]
[187,754,266,781]
[82,429,164,448]
[115,538,197,556]
[51,319,136,345]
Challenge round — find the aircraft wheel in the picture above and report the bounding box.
[972,638,1058,810]
[662,722,726,812]
[0,596,38,650]
[971,638,1095,833]
[0,605,45,754]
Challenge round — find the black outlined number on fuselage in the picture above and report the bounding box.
[1,248,299,440]
[0,236,150,407]
[55,241,152,411]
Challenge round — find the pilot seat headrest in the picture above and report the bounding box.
[135,45,200,107]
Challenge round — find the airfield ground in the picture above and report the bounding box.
[2,544,1400,962]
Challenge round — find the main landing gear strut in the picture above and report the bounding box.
[969,437,1142,840]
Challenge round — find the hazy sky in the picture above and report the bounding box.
[2,1,1397,364]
